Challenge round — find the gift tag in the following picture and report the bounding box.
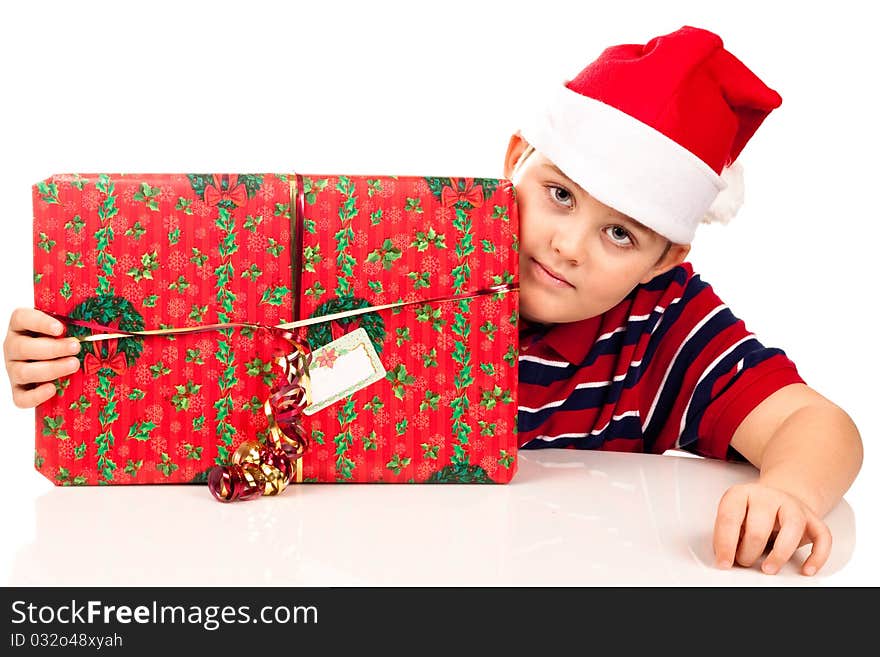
[302,327,386,415]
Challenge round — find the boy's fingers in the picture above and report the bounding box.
[5,336,80,362]
[8,358,80,386]
[800,516,832,576]
[760,506,805,574]
[735,503,776,568]
[12,382,57,409]
[713,489,748,568]
[8,308,65,336]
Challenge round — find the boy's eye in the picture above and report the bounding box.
[604,225,633,246]
[548,185,573,207]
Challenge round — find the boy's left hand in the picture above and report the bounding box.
[713,481,832,576]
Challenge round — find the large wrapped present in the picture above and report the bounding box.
[31,173,519,488]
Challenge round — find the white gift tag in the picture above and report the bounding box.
[299,327,386,416]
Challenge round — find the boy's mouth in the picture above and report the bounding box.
[530,258,575,288]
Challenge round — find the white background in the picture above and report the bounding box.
[0,0,877,584]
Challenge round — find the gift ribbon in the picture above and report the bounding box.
[292,174,305,323]
[206,329,312,502]
[48,284,516,343]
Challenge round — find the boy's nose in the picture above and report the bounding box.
[549,223,589,266]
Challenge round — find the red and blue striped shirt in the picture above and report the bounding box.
[517,262,804,460]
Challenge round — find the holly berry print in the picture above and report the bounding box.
[32,172,519,486]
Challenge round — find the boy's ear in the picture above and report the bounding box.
[503,131,529,179]
[641,243,691,284]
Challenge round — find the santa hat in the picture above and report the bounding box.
[519,26,782,244]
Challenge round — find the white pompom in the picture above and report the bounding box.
[702,160,744,225]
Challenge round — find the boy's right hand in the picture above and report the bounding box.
[3,308,81,408]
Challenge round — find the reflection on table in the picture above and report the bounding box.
[9,449,855,586]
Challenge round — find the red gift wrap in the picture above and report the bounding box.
[31,173,519,486]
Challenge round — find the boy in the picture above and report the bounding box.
[3,26,863,576]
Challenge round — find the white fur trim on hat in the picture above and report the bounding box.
[520,85,726,244]
[702,160,744,225]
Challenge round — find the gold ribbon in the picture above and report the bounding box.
[69,284,518,343]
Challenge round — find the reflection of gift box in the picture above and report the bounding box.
[32,173,519,486]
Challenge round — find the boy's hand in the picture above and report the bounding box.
[3,308,81,408]
[713,481,832,576]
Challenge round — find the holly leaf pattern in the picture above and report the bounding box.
[32,171,518,485]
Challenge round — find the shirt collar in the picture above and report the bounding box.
[521,314,602,366]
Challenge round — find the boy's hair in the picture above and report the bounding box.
[511,141,672,264]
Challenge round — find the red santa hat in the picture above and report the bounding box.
[519,26,782,244]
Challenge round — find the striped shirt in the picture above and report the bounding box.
[517,262,804,460]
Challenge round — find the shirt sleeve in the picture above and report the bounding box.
[691,349,804,460]
[640,272,804,460]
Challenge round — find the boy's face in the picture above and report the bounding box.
[504,133,690,325]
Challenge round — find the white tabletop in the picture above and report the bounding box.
[3,449,860,587]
